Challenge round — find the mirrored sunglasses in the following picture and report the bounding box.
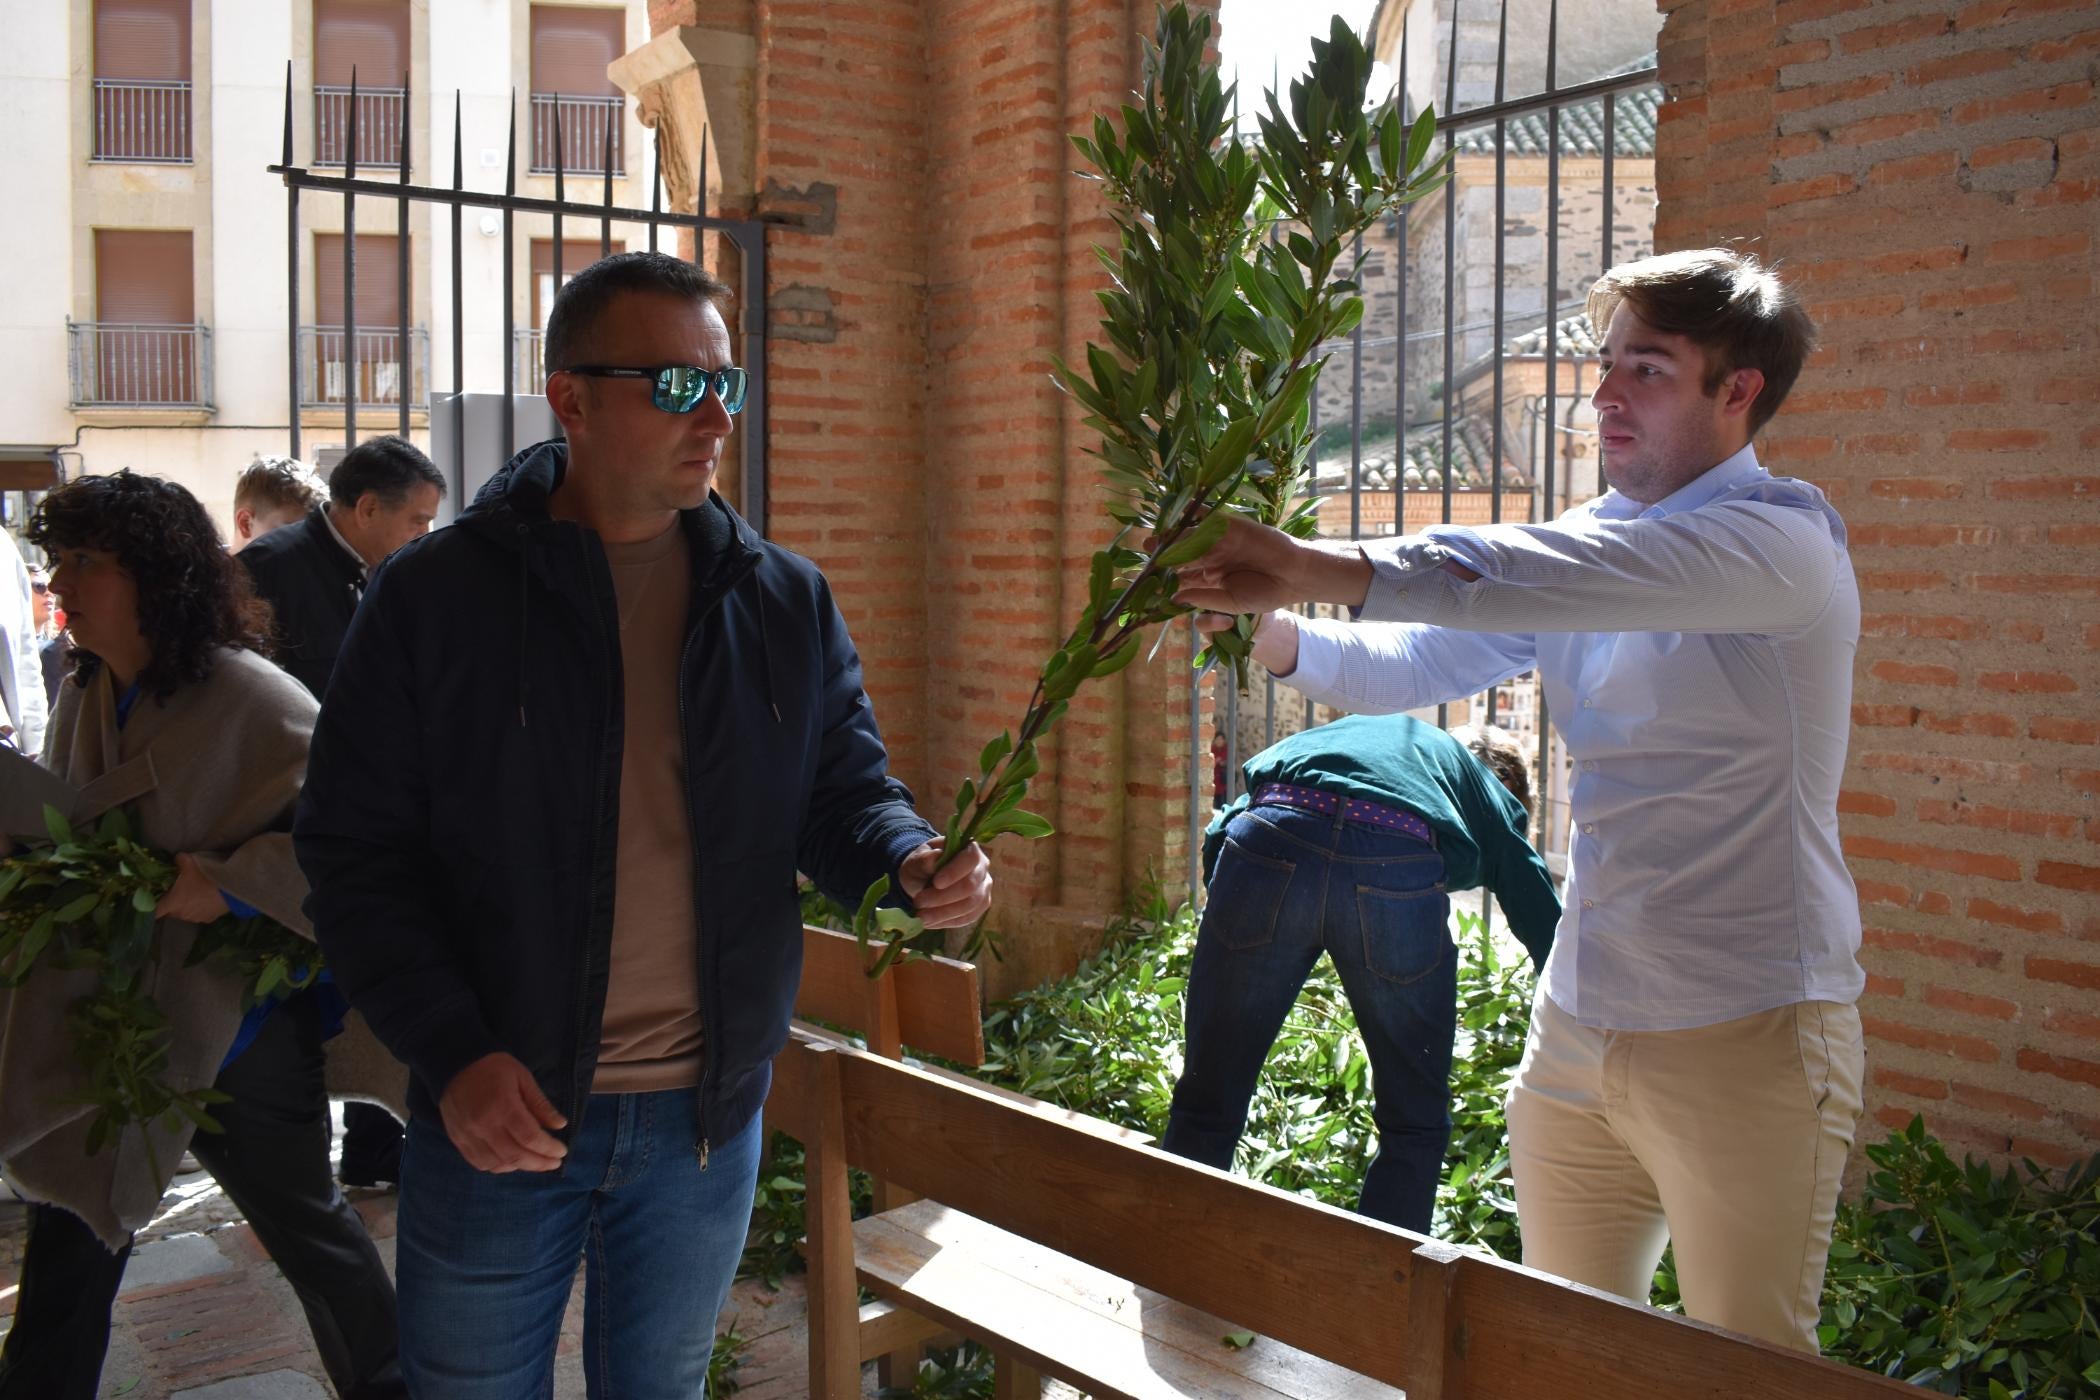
[564,364,749,415]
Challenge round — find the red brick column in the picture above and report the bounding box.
[1655,0,2100,1166]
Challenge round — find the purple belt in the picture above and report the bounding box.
[1251,783,1436,846]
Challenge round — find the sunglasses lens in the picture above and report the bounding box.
[717,367,749,415]
[654,367,706,413]
[648,366,746,415]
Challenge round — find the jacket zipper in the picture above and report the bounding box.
[573,527,623,1138]
[681,540,763,1169]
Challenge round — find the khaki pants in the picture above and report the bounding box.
[1505,991,1865,1351]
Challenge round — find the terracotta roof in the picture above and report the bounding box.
[1503,307,1601,359]
[1452,61,1660,159]
[1313,413,1530,494]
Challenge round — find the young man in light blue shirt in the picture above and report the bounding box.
[1176,248,1862,1352]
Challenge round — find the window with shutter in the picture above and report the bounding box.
[311,235,413,406]
[530,6,624,96]
[93,0,192,163]
[313,0,409,166]
[95,0,190,81]
[95,230,195,324]
[90,229,199,404]
[314,0,408,85]
[529,6,626,174]
[314,234,405,327]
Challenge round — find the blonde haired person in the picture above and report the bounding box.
[231,455,324,552]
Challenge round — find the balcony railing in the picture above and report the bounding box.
[315,85,407,169]
[67,321,214,409]
[92,79,193,164]
[297,326,429,409]
[513,328,548,392]
[530,93,623,175]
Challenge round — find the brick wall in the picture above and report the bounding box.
[1655,0,2099,1165]
[647,0,1209,995]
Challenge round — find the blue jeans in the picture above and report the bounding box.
[1164,803,1454,1232]
[395,1090,762,1399]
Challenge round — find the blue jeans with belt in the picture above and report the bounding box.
[394,1089,762,1399]
[1163,802,1454,1232]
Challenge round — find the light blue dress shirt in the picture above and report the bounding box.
[1289,445,1865,1031]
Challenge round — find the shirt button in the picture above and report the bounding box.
[1581,699,1593,709]
[1582,761,1597,772]
[1583,823,1596,834]
[1581,898,1595,909]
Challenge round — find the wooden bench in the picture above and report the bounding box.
[770,1028,1920,1399]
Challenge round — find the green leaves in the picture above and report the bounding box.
[1154,510,1231,571]
[1,806,319,1160]
[1787,1109,2100,1398]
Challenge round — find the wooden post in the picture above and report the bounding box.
[992,1355,1044,1400]
[1406,1240,1468,1400]
[866,939,926,1389]
[801,1044,862,1399]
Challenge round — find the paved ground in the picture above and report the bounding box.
[0,1109,848,1399]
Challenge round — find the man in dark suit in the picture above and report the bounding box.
[240,434,446,1184]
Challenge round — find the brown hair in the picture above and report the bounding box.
[1451,724,1534,825]
[234,456,322,517]
[1586,247,1816,436]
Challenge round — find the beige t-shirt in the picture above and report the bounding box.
[592,522,703,1093]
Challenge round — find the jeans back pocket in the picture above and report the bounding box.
[1204,837,1297,951]
[1356,881,1451,984]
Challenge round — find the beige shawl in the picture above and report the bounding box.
[0,647,406,1248]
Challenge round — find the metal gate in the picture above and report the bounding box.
[269,67,770,532]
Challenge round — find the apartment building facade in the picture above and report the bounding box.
[0,0,655,538]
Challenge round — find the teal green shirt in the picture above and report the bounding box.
[1205,714,1560,969]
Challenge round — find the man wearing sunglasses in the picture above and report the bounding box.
[296,250,993,1398]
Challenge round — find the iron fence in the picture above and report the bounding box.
[271,68,768,530]
[297,326,429,408]
[92,79,193,164]
[1190,5,1662,917]
[316,84,407,168]
[66,321,213,409]
[531,94,623,175]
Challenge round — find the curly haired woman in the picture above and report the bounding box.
[0,471,405,1400]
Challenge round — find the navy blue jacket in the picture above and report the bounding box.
[237,507,365,701]
[294,441,935,1154]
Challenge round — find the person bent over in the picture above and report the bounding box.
[1164,715,1557,1233]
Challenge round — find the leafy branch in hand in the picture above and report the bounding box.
[0,804,318,1176]
[854,4,1449,973]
